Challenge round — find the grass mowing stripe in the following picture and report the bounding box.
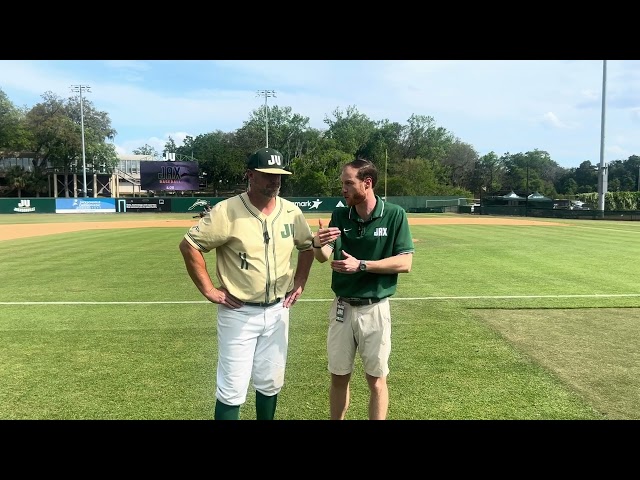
[2,293,640,306]
[0,218,638,419]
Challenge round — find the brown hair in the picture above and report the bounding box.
[346,157,378,188]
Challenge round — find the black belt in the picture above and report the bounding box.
[338,297,382,307]
[244,297,282,308]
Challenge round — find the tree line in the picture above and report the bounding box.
[2,87,640,202]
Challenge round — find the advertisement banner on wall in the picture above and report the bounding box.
[285,197,347,212]
[55,198,116,213]
[0,198,56,214]
[140,161,200,191]
[117,197,172,213]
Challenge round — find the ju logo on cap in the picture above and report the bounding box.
[247,148,292,175]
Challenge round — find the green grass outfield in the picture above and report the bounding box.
[0,212,639,419]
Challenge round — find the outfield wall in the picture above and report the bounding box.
[0,198,117,214]
[0,197,350,214]
[3,197,640,220]
[0,196,465,215]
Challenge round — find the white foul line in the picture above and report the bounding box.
[1,294,640,305]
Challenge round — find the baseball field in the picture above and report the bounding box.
[1,212,639,419]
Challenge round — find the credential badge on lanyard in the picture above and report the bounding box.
[336,299,345,322]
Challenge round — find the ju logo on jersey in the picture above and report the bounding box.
[281,224,295,238]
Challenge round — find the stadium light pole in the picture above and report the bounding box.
[597,61,607,214]
[71,84,91,197]
[256,90,276,148]
[384,148,388,200]
[525,160,529,217]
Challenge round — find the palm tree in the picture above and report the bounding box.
[26,167,49,197]
[6,165,29,198]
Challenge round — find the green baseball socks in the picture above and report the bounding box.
[214,392,278,420]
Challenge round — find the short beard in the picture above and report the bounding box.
[261,185,280,198]
[346,189,366,206]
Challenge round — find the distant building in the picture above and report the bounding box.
[112,154,155,196]
[0,151,166,198]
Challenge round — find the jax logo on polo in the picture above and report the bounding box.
[14,199,36,213]
[373,227,388,237]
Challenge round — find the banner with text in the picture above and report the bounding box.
[0,198,56,214]
[117,197,172,213]
[55,198,116,213]
[140,161,200,191]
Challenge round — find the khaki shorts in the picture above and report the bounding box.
[327,297,391,377]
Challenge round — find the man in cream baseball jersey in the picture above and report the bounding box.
[179,147,315,420]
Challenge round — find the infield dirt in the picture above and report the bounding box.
[0,216,567,242]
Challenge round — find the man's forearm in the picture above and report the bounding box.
[312,237,331,263]
[365,253,413,274]
[179,238,215,295]
[294,248,315,289]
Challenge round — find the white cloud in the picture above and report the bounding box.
[541,112,570,129]
[3,59,640,167]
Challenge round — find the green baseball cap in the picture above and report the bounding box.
[246,147,292,175]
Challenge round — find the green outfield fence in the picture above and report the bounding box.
[0,196,469,215]
[3,197,640,220]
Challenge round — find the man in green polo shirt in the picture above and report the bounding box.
[312,157,414,420]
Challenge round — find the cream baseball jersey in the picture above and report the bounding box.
[184,192,314,304]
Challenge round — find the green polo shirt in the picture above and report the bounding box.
[328,195,414,299]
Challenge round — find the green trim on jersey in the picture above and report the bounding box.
[328,195,414,299]
[184,192,314,304]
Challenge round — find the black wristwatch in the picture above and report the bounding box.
[359,260,367,272]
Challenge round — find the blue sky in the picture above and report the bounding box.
[1,60,638,168]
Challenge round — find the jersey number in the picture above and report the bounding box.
[239,252,249,270]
